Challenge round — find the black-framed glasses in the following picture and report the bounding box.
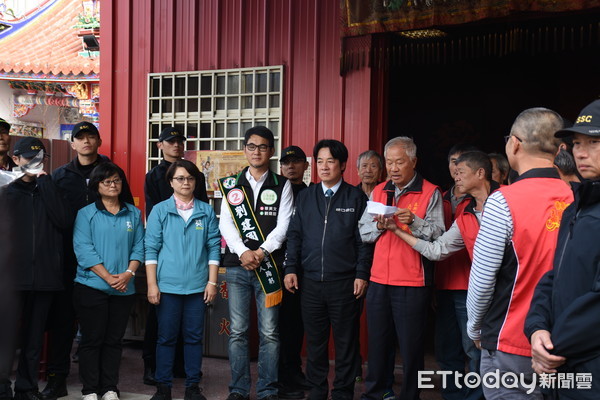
[245,143,271,152]
[100,178,122,187]
[504,134,523,144]
[172,176,196,184]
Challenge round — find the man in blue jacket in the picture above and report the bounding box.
[284,139,372,400]
[526,99,600,399]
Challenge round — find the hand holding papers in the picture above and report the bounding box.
[367,201,398,218]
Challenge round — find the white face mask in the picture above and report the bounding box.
[14,150,45,175]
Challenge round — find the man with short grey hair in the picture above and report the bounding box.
[359,136,445,400]
[467,108,573,399]
[356,150,384,197]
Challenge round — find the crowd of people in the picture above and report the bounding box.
[0,99,599,400]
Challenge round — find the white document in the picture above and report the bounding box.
[367,201,397,218]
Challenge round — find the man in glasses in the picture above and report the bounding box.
[0,137,72,400]
[219,126,293,400]
[42,123,134,400]
[466,108,573,399]
[526,99,600,398]
[142,127,209,386]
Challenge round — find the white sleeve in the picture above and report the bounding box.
[219,196,250,257]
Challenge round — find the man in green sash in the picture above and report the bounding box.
[219,126,293,400]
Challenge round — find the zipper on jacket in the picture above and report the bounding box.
[320,195,332,281]
[31,191,36,288]
[556,210,580,276]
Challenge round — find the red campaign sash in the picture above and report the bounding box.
[219,175,282,308]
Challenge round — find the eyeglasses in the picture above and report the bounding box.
[172,176,196,183]
[504,134,523,143]
[245,143,271,152]
[100,178,122,187]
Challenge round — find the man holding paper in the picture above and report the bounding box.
[219,126,293,400]
[359,137,445,400]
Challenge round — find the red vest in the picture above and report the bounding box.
[371,175,440,287]
[456,204,482,260]
[483,171,573,356]
[436,190,471,290]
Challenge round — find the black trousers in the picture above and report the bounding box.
[73,284,134,395]
[302,277,360,400]
[0,290,57,395]
[363,283,432,400]
[279,282,304,385]
[45,283,77,376]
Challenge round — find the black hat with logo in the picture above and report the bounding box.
[71,122,100,141]
[0,118,10,132]
[556,99,600,138]
[158,127,186,142]
[13,137,46,158]
[280,145,307,162]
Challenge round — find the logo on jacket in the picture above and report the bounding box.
[260,189,278,205]
[126,221,133,232]
[335,208,355,213]
[546,201,570,232]
[227,189,245,206]
[195,219,204,230]
[222,177,237,189]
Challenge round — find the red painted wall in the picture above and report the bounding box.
[100,0,386,205]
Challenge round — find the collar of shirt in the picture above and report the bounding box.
[394,172,417,197]
[174,195,194,211]
[245,169,270,208]
[321,178,343,196]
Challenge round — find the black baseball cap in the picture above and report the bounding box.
[13,137,47,158]
[555,99,600,138]
[0,118,10,132]
[71,122,100,141]
[159,127,186,142]
[280,145,307,162]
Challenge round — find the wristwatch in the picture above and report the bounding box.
[260,247,270,258]
[126,269,136,276]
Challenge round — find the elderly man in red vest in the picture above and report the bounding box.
[466,108,573,399]
[359,136,445,400]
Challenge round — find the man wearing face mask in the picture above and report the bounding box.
[0,138,73,400]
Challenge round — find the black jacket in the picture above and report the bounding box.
[0,175,73,291]
[284,180,373,282]
[52,155,134,275]
[52,154,134,212]
[144,159,208,217]
[525,180,600,398]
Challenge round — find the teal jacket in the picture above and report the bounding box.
[73,201,145,295]
[145,196,221,295]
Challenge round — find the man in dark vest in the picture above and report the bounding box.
[219,126,293,400]
[466,108,573,399]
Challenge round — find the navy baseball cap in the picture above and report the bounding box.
[71,122,100,141]
[280,146,307,162]
[13,137,47,158]
[159,127,186,142]
[556,100,600,138]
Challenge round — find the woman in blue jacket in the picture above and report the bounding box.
[145,159,220,400]
[73,162,144,400]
